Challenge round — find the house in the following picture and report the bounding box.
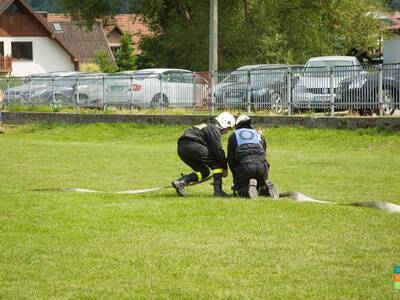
[43,19,115,66]
[48,13,151,57]
[103,14,150,56]
[0,0,79,76]
[383,12,400,63]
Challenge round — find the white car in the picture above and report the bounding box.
[292,56,362,109]
[106,68,209,107]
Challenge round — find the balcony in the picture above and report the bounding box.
[0,55,12,73]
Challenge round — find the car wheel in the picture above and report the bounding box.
[270,92,284,114]
[150,93,169,108]
[49,94,64,107]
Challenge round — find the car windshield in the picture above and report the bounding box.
[304,60,356,77]
[223,69,285,84]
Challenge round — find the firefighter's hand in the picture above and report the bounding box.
[222,169,228,177]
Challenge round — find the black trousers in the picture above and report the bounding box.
[233,161,269,192]
[177,139,223,179]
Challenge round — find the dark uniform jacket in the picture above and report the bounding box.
[227,128,267,177]
[178,122,228,169]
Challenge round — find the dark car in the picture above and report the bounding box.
[336,68,400,115]
[214,64,298,113]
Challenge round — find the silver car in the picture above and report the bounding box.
[292,56,362,109]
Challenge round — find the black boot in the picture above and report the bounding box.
[172,173,198,197]
[236,179,258,199]
[259,180,279,199]
[213,173,229,197]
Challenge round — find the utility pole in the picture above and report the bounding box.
[209,0,218,73]
[209,0,218,113]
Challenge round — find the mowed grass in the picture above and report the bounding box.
[0,123,399,299]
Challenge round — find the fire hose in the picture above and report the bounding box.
[34,181,400,213]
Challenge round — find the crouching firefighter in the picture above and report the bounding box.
[227,115,279,199]
[172,112,235,197]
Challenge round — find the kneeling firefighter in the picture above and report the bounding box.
[172,112,235,197]
[227,115,279,199]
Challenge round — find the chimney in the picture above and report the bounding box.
[37,11,48,22]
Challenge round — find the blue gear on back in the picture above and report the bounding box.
[235,128,260,146]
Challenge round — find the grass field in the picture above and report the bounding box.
[0,123,399,299]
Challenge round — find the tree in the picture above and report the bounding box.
[114,33,136,71]
[93,50,116,73]
[58,0,384,70]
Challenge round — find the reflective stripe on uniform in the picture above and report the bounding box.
[195,172,202,181]
[212,168,224,174]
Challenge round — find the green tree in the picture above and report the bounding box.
[115,33,136,71]
[58,0,384,70]
[93,50,116,73]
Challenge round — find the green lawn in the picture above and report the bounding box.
[0,123,399,299]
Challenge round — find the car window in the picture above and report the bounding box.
[251,70,286,84]
[304,60,360,77]
[306,60,355,68]
[162,71,192,83]
[133,70,157,80]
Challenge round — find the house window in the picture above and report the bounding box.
[11,42,32,60]
[0,42,4,56]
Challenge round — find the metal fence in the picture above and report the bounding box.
[1,65,400,116]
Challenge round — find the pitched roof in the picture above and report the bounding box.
[387,13,400,30]
[103,14,150,46]
[0,0,79,66]
[49,21,115,65]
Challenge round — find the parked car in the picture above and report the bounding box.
[292,56,362,109]
[214,64,297,112]
[3,72,104,106]
[335,66,400,115]
[106,68,209,107]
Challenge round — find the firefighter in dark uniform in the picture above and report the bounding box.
[227,115,279,199]
[172,112,235,197]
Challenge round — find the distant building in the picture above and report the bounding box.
[48,13,151,58]
[383,12,400,63]
[0,0,79,76]
[103,14,150,56]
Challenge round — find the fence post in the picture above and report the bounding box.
[287,67,292,116]
[130,73,134,113]
[28,76,32,107]
[51,76,55,106]
[378,64,383,117]
[246,70,251,115]
[102,74,107,112]
[6,77,9,106]
[160,73,164,114]
[192,73,196,114]
[330,66,335,117]
[211,71,215,115]
[75,75,80,113]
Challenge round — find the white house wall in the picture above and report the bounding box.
[1,36,74,76]
[383,38,400,64]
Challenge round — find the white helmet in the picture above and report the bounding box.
[235,114,253,128]
[215,112,235,129]
[235,115,251,126]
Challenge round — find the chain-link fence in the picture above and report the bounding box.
[1,65,400,116]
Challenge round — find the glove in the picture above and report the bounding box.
[256,127,264,135]
[222,169,228,178]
